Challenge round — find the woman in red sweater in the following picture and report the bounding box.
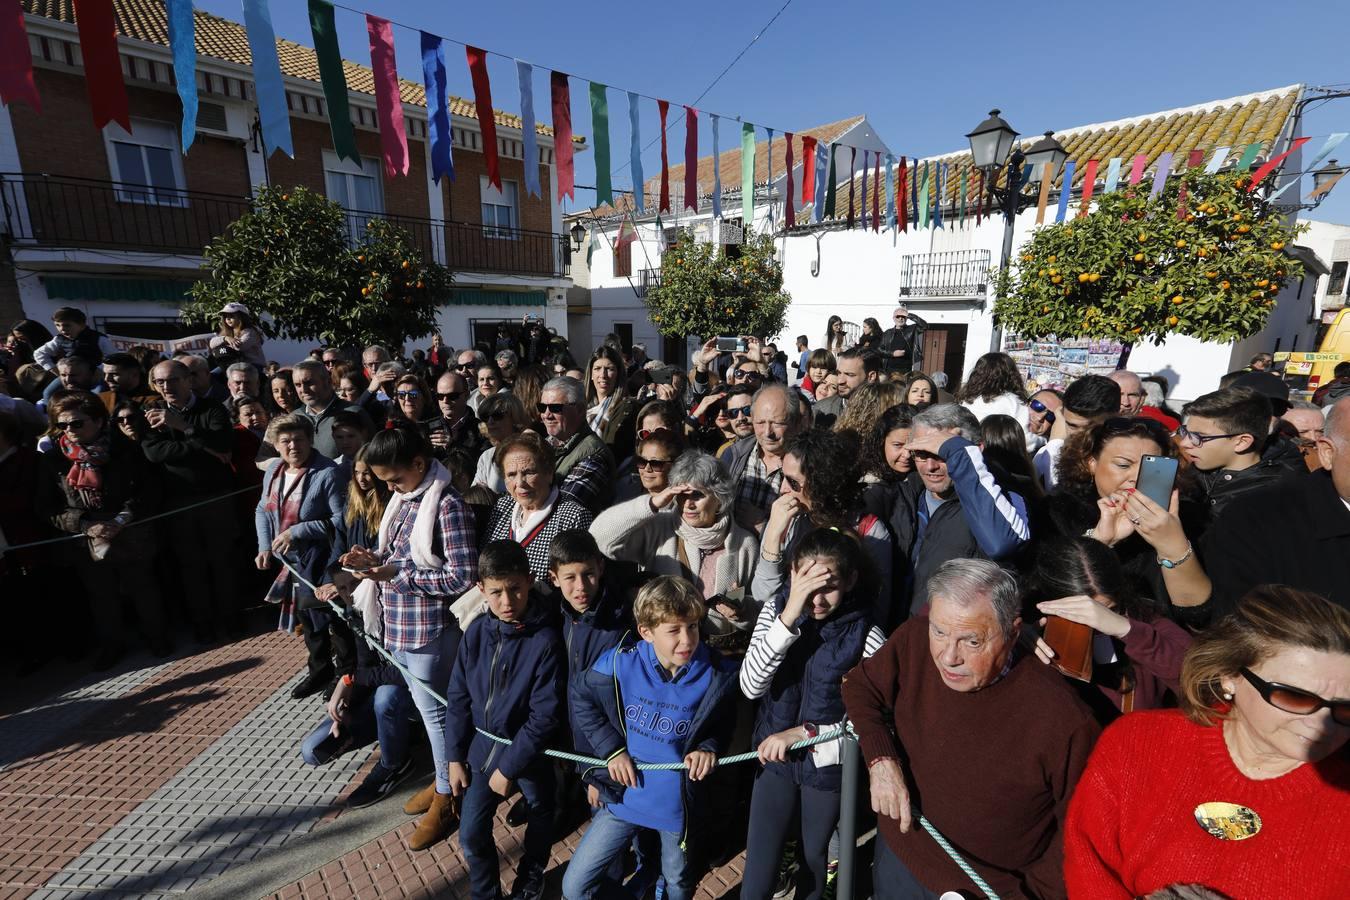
[1064,585,1350,898]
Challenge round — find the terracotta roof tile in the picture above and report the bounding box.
[24,0,567,138]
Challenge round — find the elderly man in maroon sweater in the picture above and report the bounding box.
[842,559,1100,899]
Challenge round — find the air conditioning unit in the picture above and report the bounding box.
[195,101,232,137]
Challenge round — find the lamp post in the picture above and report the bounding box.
[569,220,587,252]
[1300,158,1348,210]
[966,113,1067,352]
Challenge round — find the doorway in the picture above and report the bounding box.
[921,324,968,392]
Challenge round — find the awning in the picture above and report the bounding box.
[446,289,545,307]
[42,276,198,303]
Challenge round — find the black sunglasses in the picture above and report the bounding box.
[57,419,87,430]
[115,414,138,423]
[635,456,672,470]
[435,391,464,402]
[725,406,751,419]
[455,363,476,371]
[1240,668,1350,726]
[537,402,570,414]
[395,390,421,400]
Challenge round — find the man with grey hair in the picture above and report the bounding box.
[225,362,259,406]
[452,348,489,380]
[1205,396,1350,612]
[863,403,1030,627]
[1107,369,1147,417]
[1281,399,1325,445]
[538,375,615,512]
[719,382,803,531]
[292,359,373,460]
[843,557,1099,898]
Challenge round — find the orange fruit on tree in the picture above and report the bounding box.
[1051,275,1063,284]
[1047,255,1057,263]
[1271,241,1285,251]
[1236,224,1250,234]
[1175,239,1187,248]
[1138,233,1149,243]
[1256,279,1269,288]
[1220,280,1230,290]
[1089,273,1100,283]
[1172,295,1184,305]
[1205,271,1218,279]
[1078,273,1090,283]
[1168,315,1179,326]
[1133,253,1145,262]
[1196,249,1208,258]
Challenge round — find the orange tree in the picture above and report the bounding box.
[993,170,1304,343]
[644,231,790,340]
[183,186,452,349]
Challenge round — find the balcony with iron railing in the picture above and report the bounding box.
[898,249,992,297]
[0,173,571,278]
[636,268,660,296]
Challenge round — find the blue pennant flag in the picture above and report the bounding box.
[711,114,721,219]
[517,61,540,198]
[166,0,196,153]
[628,92,645,213]
[421,32,454,184]
[242,0,293,157]
[1055,160,1076,223]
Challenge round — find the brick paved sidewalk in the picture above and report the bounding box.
[0,631,754,900]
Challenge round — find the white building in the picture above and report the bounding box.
[578,85,1328,401]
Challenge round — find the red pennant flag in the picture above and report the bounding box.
[784,133,795,228]
[683,106,698,211]
[367,16,408,178]
[74,0,129,130]
[1177,149,1203,220]
[550,72,574,201]
[1077,159,1098,218]
[897,157,908,232]
[0,1,40,112]
[465,46,501,190]
[801,136,817,207]
[872,151,881,232]
[658,100,670,213]
[1247,137,1310,191]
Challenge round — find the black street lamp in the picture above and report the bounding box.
[967,113,1067,351]
[569,220,587,252]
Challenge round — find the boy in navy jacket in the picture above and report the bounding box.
[561,575,740,900]
[446,541,564,900]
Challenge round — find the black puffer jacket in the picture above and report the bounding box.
[1193,433,1307,524]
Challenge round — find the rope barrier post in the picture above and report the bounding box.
[837,731,860,900]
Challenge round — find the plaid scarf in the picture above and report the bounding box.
[264,467,309,614]
[59,432,110,509]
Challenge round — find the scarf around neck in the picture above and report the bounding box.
[59,431,111,509]
[676,511,732,551]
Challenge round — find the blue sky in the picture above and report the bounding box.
[198,0,1350,225]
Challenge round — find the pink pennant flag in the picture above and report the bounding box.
[683,106,698,211]
[466,45,501,190]
[0,1,39,111]
[1247,137,1311,192]
[366,16,408,178]
[1077,160,1098,217]
[551,72,574,201]
[1128,154,1148,185]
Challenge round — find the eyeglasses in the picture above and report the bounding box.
[635,456,672,471]
[537,402,570,414]
[1239,667,1350,726]
[56,419,87,430]
[395,390,422,400]
[725,406,751,419]
[1175,424,1239,445]
[435,391,464,403]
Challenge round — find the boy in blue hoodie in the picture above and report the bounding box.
[562,575,739,900]
[446,540,564,900]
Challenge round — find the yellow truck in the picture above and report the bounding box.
[1276,308,1350,393]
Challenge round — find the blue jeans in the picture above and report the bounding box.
[872,836,941,900]
[391,625,460,793]
[458,763,556,900]
[563,807,694,900]
[299,682,415,771]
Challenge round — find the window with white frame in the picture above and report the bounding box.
[481,177,519,239]
[104,119,187,206]
[323,152,384,213]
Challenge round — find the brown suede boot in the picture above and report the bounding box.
[407,790,457,851]
[403,782,436,816]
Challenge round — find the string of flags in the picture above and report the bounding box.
[0,0,1342,232]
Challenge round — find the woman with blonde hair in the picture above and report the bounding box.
[1065,586,1350,897]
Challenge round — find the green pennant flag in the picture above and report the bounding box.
[589,83,612,204]
[824,143,838,218]
[1234,142,1263,173]
[586,227,597,267]
[959,166,968,229]
[742,122,755,223]
[918,163,930,229]
[307,0,358,163]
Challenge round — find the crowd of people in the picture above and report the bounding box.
[1,302,1347,900]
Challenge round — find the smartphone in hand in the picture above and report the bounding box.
[1135,455,1179,509]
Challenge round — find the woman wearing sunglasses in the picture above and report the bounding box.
[1046,416,1212,622]
[472,393,529,493]
[1065,586,1350,898]
[385,375,443,444]
[47,390,168,668]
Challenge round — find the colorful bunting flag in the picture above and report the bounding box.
[1308,166,1349,201]
[897,156,908,232]
[1234,142,1263,172]
[766,129,774,225]
[658,100,671,213]
[1055,160,1075,223]
[465,46,500,190]
[0,0,39,112]
[1078,159,1098,217]
[933,163,943,230]
[166,0,194,151]
[847,147,856,229]
[551,72,574,200]
[241,0,290,155]
[1103,157,1122,194]
[1271,132,1346,200]
[367,16,408,178]
[742,122,755,223]
[1128,154,1148,185]
[518,63,540,198]
[885,154,896,232]
[1148,151,1173,199]
[918,162,929,229]
[628,92,644,213]
[75,0,130,132]
[1204,147,1230,174]
[859,149,868,230]
[911,159,921,228]
[785,132,795,228]
[974,167,983,226]
[684,107,698,212]
[710,114,721,219]
[802,136,816,207]
[589,83,611,205]
[812,141,828,223]
[1036,162,1052,224]
[1247,136,1311,191]
[959,166,967,229]
[310,2,357,163]
[872,151,881,233]
[421,33,454,184]
[824,143,838,219]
